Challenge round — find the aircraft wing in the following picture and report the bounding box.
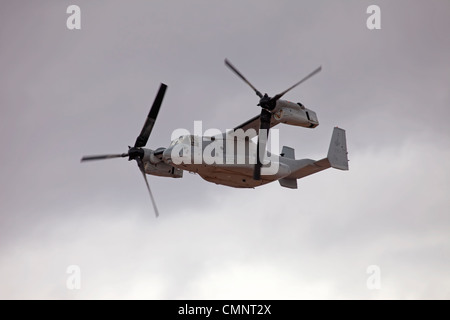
[232,114,280,138]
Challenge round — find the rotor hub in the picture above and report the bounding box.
[258,94,276,111]
[128,147,144,161]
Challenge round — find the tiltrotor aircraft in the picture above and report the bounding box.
[81,59,349,216]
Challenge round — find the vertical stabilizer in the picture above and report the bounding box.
[278,146,298,189]
[327,127,349,170]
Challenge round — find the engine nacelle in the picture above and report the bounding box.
[141,148,183,178]
[273,100,319,128]
[144,161,183,178]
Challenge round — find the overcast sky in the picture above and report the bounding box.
[1,0,449,299]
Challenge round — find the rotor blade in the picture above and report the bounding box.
[81,153,128,162]
[224,59,263,98]
[134,83,167,148]
[253,148,262,180]
[136,158,159,218]
[254,109,272,180]
[272,66,322,101]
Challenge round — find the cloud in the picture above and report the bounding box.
[1,134,449,299]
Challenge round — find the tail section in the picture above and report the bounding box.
[280,127,348,185]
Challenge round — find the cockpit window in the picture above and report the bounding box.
[170,135,200,147]
[169,136,183,147]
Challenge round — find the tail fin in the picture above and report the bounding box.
[327,127,349,170]
[278,146,298,189]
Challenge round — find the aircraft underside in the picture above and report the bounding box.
[199,170,273,188]
[185,165,277,188]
